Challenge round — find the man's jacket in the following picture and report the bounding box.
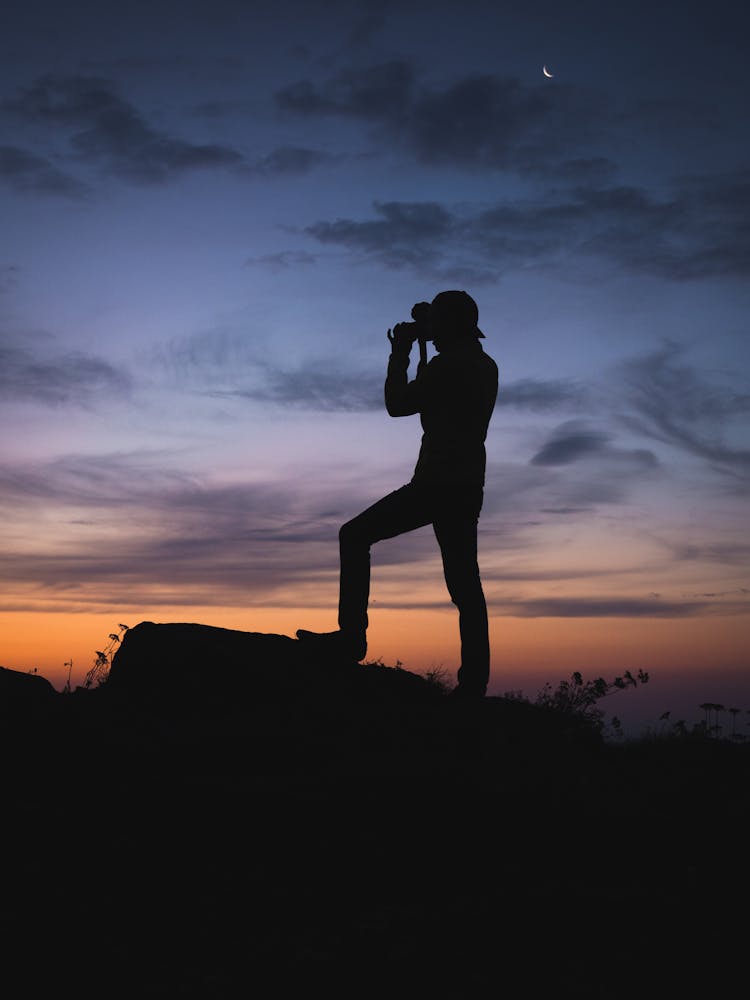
[384,339,498,488]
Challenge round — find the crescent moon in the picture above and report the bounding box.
[543,65,554,78]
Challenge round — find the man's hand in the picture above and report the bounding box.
[387,322,416,354]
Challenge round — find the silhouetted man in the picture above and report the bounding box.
[297,290,498,697]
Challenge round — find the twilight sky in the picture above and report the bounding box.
[1,0,748,728]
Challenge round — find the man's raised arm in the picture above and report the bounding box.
[384,324,424,417]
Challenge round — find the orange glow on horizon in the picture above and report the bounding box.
[2,605,747,696]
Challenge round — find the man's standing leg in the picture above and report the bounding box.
[434,498,490,696]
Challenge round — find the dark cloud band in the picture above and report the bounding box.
[0,339,131,406]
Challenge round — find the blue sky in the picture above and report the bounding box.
[1,0,748,727]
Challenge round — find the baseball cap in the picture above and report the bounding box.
[430,290,485,337]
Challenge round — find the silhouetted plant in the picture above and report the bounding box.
[606,715,625,741]
[83,624,130,688]
[712,703,725,738]
[423,665,451,693]
[728,707,742,741]
[62,658,73,695]
[645,714,708,741]
[534,669,649,731]
[654,704,750,742]
[699,702,727,739]
[362,656,390,669]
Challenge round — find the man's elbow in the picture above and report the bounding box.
[384,382,419,416]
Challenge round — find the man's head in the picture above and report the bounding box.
[428,291,484,350]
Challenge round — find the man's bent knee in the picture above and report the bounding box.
[339,517,368,549]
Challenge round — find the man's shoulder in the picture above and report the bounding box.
[426,347,498,375]
[467,346,499,378]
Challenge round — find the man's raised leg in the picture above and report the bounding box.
[297,484,432,660]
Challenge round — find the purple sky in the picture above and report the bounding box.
[1,0,748,731]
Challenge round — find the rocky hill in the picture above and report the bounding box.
[1,621,747,996]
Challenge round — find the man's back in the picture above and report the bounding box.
[385,339,498,487]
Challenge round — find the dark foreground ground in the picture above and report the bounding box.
[2,660,749,998]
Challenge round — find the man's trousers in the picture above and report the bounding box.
[338,481,490,694]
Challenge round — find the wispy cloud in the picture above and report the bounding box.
[0,145,89,198]
[616,342,750,480]
[245,250,318,271]
[530,427,610,466]
[0,441,745,619]
[156,328,593,415]
[274,55,738,191]
[0,266,20,293]
[247,145,341,176]
[215,360,383,412]
[403,73,556,170]
[0,451,369,610]
[2,74,243,185]
[304,200,500,284]
[666,540,750,567]
[0,333,131,406]
[498,378,588,411]
[274,52,744,281]
[154,328,382,411]
[301,175,750,282]
[481,447,656,517]
[276,59,416,123]
[306,200,457,276]
[492,597,715,618]
[276,62,599,178]
[530,420,658,469]
[2,75,345,189]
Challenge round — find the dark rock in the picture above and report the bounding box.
[107,620,439,708]
[0,665,57,706]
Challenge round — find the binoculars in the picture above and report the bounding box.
[399,301,432,343]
